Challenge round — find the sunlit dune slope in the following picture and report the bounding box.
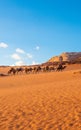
[0,65,81,130]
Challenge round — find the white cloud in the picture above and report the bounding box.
[26,53,33,59]
[0,42,8,48]
[11,53,21,60]
[15,60,25,66]
[35,46,40,50]
[10,64,15,66]
[16,48,25,54]
[32,61,39,65]
[10,61,25,66]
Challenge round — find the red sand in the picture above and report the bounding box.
[0,64,81,130]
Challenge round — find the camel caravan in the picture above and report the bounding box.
[6,63,66,76]
[0,56,67,76]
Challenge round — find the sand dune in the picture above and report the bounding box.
[0,65,81,130]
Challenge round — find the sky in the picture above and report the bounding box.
[0,0,81,66]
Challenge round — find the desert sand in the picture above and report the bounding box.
[0,64,81,130]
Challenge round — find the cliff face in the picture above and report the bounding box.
[48,52,81,62]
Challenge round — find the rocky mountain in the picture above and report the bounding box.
[48,52,81,63]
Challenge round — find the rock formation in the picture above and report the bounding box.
[48,52,81,62]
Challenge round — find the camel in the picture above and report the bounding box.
[8,68,16,75]
[16,67,24,74]
[56,64,66,71]
[35,66,41,73]
[25,67,33,74]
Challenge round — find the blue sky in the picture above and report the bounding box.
[0,0,81,65]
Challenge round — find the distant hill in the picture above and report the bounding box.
[48,52,81,63]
